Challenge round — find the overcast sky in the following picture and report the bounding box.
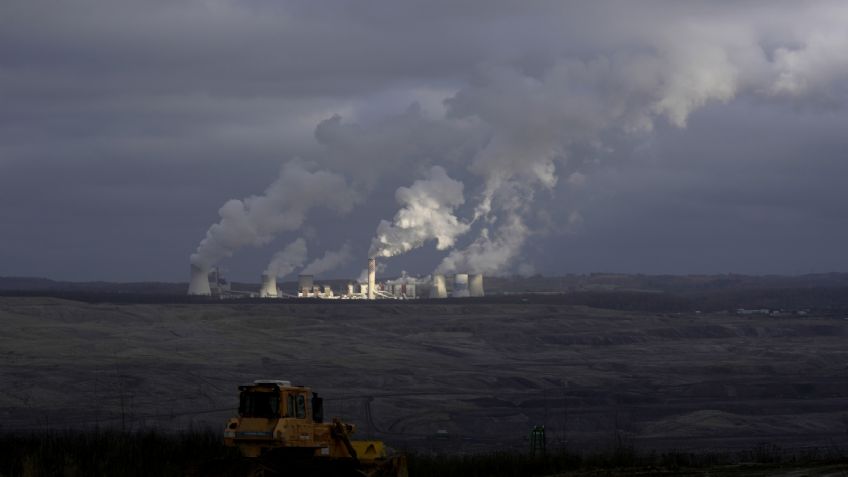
[1,1,847,282]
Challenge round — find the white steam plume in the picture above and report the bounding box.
[436,179,535,275]
[264,238,308,278]
[357,260,388,284]
[189,6,848,279]
[301,242,353,276]
[436,214,529,275]
[190,160,357,271]
[437,24,790,275]
[369,166,470,259]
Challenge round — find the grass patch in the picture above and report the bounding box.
[0,429,238,477]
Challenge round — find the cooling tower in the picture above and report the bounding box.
[430,274,447,298]
[259,273,278,298]
[469,273,484,297]
[187,264,212,296]
[346,283,355,296]
[453,273,470,298]
[367,258,376,300]
[323,285,334,297]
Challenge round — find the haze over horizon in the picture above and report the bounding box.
[2,1,847,282]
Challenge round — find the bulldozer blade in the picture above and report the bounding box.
[362,455,408,477]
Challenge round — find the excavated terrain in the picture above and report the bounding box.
[1,297,847,453]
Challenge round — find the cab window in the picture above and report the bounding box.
[239,392,280,418]
[286,394,296,417]
[296,394,306,419]
[285,393,307,418]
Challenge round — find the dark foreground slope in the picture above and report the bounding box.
[2,430,846,477]
[0,297,847,455]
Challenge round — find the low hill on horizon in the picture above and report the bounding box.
[3,272,848,295]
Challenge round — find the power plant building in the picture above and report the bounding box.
[188,256,484,300]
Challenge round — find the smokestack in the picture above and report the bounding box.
[430,274,447,298]
[347,283,354,296]
[259,273,278,298]
[367,258,376,300]
[298,274,314,297]
[188,264,212,296]
[453,273,470,298]
[469,273,484,297]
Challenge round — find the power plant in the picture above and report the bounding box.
[187,257,483,300]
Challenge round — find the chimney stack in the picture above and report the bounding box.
[367,258,376,300]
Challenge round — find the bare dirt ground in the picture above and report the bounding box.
[1,297,847,454]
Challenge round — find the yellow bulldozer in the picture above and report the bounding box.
[223,380,408,477]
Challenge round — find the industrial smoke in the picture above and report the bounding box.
[190,160,355,271]
[188,7,848,279]
[369,166,469,260]
[302,242,352,276]
[265,238,308,279]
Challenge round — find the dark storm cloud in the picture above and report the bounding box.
[537,102,848,274]
[1,0,847,281]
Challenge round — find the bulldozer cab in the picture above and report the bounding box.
[238,380,322,423]
[238,387,280,418]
